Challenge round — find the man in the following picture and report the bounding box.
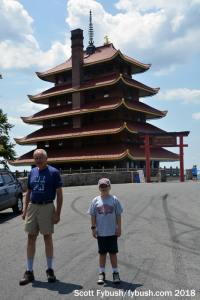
[20,149,63,285]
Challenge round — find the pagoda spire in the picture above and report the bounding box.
[88,10,94,46]
[86,10,95,54]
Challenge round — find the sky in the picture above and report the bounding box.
[0,0,200,172]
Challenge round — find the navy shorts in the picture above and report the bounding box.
[97,235,118,254]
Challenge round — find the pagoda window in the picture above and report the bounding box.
[128,88,132,99]
[127,132,131,142]
[89,136,94,143]
[67,94,72,104]
[124,107,127,118]
[84,67,88,77]
[91,90,95,100]
[136,134,139,142]
[138,112,141,121]
[107,63,113,73]
[106,135,111,142]
[89,66,95,76]
[104,111,109,119]
[123,87,127,98]
[98,64,104,74]
[90,113,95,121]
[45,141,49,148]
[131,110,134,120]
[104,88,109,98]
[124,65,128,75]
[64,72,71,82]
[51,119,56,126]
[59,140,63,146]
[63,117,68,125]
[56,99,60,106]
[131,161,134,168]
[57,75,63,84]
[116,62,122,73]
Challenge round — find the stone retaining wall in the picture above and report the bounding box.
[18,172,134,192]
[186,169,193,180]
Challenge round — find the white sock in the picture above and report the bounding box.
[46,257,53,270]
[113,268,118,272]
[100,267,105,273]
[27,258,34,271]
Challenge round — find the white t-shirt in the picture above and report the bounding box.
[87,195,123,236]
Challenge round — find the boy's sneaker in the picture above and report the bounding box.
[113,271,121,283]
[46,268,56,283]
[19,270,34,285]
[97,272,105,284]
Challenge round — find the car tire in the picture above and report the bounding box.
[12,196,23,214]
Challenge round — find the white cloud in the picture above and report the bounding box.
[0,0,200,75]
[115,0,200,12]
[0,0,71,74]
[33,87,50,95]
[157,89,200,104]
[192,112,200,120]
[8,116,28,127]
[11,102,48,113]
[171,13,185,32]
[8,116,40,128]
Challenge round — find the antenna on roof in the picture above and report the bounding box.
[86,10,95,55]
[88,10,94,46]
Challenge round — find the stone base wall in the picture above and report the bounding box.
[60,172,133,186]
[18,172,134,192]
[160,169,166,182]
[19,177,28,192]
[186,169,193,180]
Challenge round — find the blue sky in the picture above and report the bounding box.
[0,0,200,171]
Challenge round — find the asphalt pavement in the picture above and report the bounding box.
[0,181,199,300]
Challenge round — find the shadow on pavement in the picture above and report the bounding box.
[32,280,83,295]
[0,211,21,224]
[104,280,143,291]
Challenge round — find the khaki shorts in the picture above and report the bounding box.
[24,202,55,235]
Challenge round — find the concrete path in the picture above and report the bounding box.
[0,181,199,300]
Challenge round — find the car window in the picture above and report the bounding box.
[0,174,4,183]
[9,173,15,181]
[2,173,14,184]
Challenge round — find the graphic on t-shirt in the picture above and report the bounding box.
[33,176,45,192]
[97,204,114,216]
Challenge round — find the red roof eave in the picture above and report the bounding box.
[35,44,151,79]
[21,97,165,124]
[28,74,159,101]
[14,119,165,145]
[8,142,179,166]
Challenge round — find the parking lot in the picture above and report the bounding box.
[0,181,199,300]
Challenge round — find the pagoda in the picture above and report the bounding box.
[10,12,179,169]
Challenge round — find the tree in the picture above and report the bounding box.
[0,109,17,169]
[0,74,2,79]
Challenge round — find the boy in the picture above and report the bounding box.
[87,178,123,284]
[192,165,197,181]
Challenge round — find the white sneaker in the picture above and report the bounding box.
[97,272,105,284]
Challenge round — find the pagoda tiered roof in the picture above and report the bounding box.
[11,26,179,168]
[28,74,160,104]
[21,98,167,125]
[9,142,179,166]
[14,119,164,145]
[36,43,151,82]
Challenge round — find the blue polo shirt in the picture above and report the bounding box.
[27,165,62,202]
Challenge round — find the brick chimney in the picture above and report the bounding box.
[71,28,84,110]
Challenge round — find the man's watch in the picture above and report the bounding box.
[91,226,96,230]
